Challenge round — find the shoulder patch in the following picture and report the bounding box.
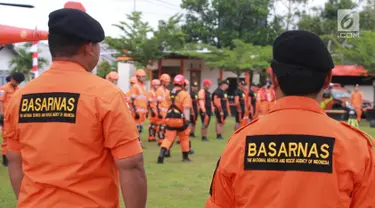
[340,121,375,151]
[244,134,335,173]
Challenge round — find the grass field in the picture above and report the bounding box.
[0,118,374,207]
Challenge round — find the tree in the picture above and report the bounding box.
[336,30,375,72]
[180,39,272,79]
[105,11,185,70]
[96,60,114,78]
[181,0,272,47]
[9,44,48,81]
[271,0,309,30]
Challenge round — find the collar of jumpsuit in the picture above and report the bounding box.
[269,96,325,115]
[49,61,87,72]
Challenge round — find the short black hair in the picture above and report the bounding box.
[5,76,10,82]
[275,71,328,96]
[48,34,87,58]
[11,72,25,83]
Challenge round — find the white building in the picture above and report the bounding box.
[0,44,18,85]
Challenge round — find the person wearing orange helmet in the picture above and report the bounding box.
[198,79,213,141]
[156,74,171,147]
[147,79,160,142]
[125,76,137,113]
[129,69,148,140]
[157,74,192,164]
[105,71,119,85]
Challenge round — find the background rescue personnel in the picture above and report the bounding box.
[5,9,147,208]
[199,79,212,142]
[206,30,375,208]
[351,84,363,122]
[254,85,269,118]
[157,75,192,164]
[234,80,250,130]
[265,81,276,109]
[105,71,119,85]
[212,80,231,140]
[126,76,137,106]
[190,81,199,138]
[1,72,25,167]
[156,74,171,146]
[130,69,148,140]
[248,85,256,117]
[148,79,160,142]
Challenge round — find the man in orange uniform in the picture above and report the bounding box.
[130,69,148,140]
[255,85,269,118]
[212,80,231,140]
[105,71,119,84]
[148,79,160,142]
[351,84,364,122]
[156,74,171,146]
[5,9,147,208]
[199,79,213,141]
[265,81,276,109]
[1,72,25,167]
[157,75,192,164]
[206,30,375,208]
[126,76,137,110]
[234,80,250,130]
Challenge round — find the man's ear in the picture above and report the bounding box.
[83,42,94,56]
[270,70,278,90]
[322,70,332,89]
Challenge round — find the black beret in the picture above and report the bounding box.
[5,76,10,82]
[271,30,334,77]
[11,72,25,83]
[48,8,105,42]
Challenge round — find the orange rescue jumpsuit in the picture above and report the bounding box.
[265,87,276,110]
[156,86,171,144]
[161,87,191,152]
[255,88,269,118]
[206,96,375,208]
[4,61,142,208]
[148,89,158,141]
[351,91,363,122]
[130,82,148,124]
[0,82,18,155]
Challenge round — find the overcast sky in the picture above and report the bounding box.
[0,0,328,38]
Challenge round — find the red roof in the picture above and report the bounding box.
[266,65,368,77]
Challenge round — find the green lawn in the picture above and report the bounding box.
[0,118,374,207]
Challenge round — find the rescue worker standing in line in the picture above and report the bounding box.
[351,84,363,122]
[126,76,137,112]
[130,69,148,140]
[199,79,213,141]
[190,81,199,138]
[206,30,375,208]
[105,71,119,85]
[234,80,250,130]
[5,9,147,208]
[212,80,231,140]
[148,79,160,142]
[248,85,256,117]
[156,74,171,146]
[1,72,25,167]
[157,75,192,164]
[254,84,268,118]
[265,81,276,109]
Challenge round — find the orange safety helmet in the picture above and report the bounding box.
[160,74,171,83]
[130,76,137,84]
[136,69,147,77]
[151,79,161,86]
[184,79,190,86]
[106,71,119,81]
[174,74,185,85]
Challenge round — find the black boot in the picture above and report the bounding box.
[190,133,196,138]
[189,141,195,154]
[202,136,208,142]
[217,134,223,140]
[182,152,191,162]
[2,155,8,167]
[157,148,167,164]
[165,149,171,158]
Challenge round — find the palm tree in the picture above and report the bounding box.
[9,44,48,81]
